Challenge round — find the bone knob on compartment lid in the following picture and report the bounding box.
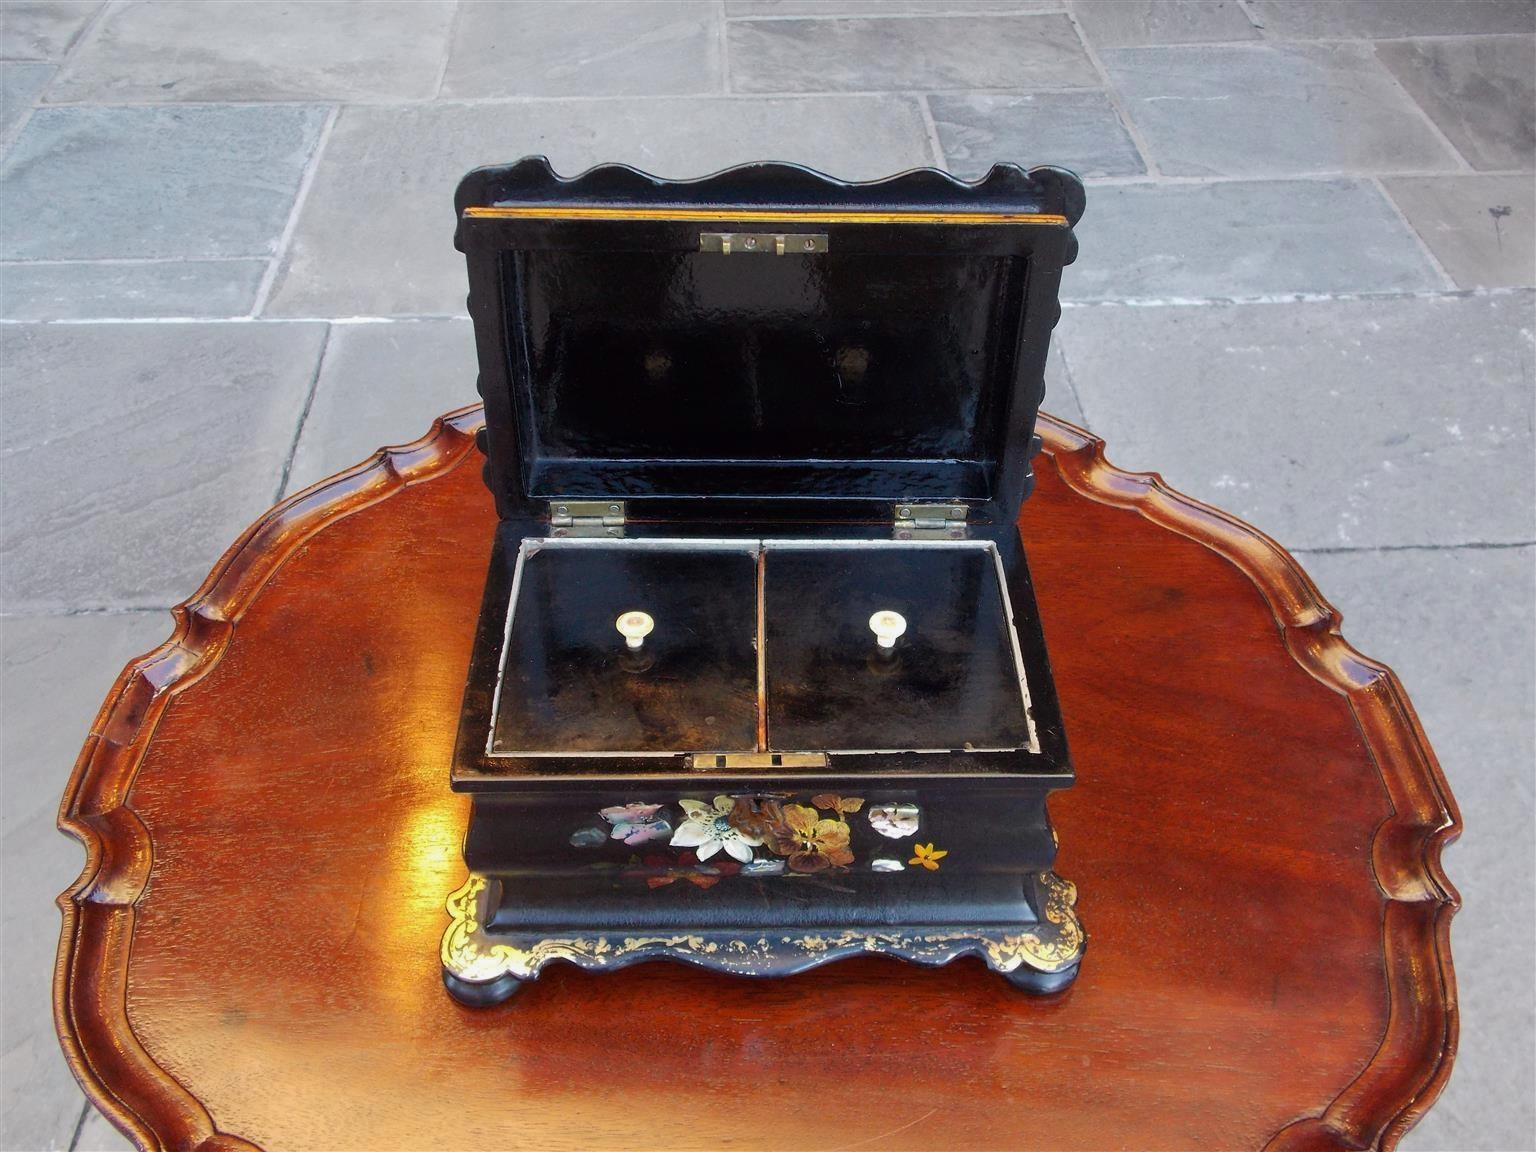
[616,610,655,651]
[868,609,907,650]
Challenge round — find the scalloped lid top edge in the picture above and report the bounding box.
[454,155,1085,224]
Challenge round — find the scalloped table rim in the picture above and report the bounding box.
[52,408,1461,1152]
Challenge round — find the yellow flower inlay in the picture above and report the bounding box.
[908,843,948,871]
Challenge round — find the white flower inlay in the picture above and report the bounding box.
[868,803,920,839]
[670,795,762,863]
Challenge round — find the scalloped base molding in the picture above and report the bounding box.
[440,871,1085,1004]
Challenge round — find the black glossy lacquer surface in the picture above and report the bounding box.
[763,545,1031,752]
[510,250,1012,481]
[491,543,758,754]
[458,158,1084,522]
[445,162,1084,997]
[469,788,1053,932]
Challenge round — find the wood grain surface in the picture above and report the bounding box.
[55,410,1459,1151]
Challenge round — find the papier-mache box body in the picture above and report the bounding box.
[441,156,1086,1004]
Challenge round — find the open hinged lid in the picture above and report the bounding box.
[455,157,1084,527]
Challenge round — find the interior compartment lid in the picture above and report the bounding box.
[455,157,1084,524]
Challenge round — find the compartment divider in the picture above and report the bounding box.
[756,545,768,753]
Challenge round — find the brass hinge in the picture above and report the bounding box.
[550,500,625,538]
[699,232,829,256]
[893,502,968,540]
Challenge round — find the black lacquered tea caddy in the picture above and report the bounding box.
[441,155,1086,1004]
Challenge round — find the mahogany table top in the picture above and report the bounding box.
[55,410,1459,1151]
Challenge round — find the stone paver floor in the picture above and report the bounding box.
[1,2,1532,1149]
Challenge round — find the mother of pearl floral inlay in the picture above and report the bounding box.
[572,793,934,882]
[670,796,763,862]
